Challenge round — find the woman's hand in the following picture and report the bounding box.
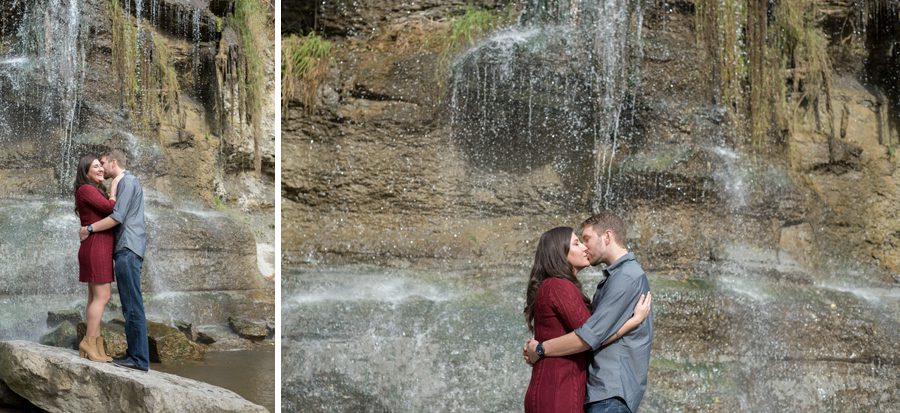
[632,292,652,323]
[110,174,123,199]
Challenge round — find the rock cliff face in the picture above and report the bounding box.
[283,0,900,276]
[0,0,274,341]
[283,0,899,411]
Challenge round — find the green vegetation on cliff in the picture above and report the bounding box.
[441,7,515,56]
[697,0,898,154]
[282,32,332,116]
[227,0,271,175]
[696,0,831,150]
[108,0,181,130]
[433,6,519,100]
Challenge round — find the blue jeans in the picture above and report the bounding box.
[114,248,149,369]
[585,398,631,413]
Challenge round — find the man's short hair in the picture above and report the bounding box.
[581,210,627,248]
[101,148,128,168]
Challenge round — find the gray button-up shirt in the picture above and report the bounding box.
[574,252,652,411]
[109,171,147,258]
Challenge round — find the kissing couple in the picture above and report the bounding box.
[523,211,653,413]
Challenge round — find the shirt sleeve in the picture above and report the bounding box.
[109,177,132,223]
[547,278,591,332]
[574,274,641,350]
[77,185,115,215]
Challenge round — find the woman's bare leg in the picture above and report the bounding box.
[85,282,111,337]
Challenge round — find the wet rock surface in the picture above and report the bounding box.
[45,310,81,328]
[0,340,267,413]
[228,317,268,341]
[39,321,78,350]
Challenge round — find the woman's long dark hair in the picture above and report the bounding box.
[524,226,591,332]
[73,155,106,198]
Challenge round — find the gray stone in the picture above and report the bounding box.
[228,317,268,341]
[0,341,266,413]
[146,320,206,363]
[46,310,81,328]
[77,322,129,359]
[0,379,31,408]
[196,325,256,351]
[103,319,206,362]
[196,331,217,345]
[39,321,78,350]
[174,320,197,341]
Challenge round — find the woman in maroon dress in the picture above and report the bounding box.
[523,227,650,413]
[74,155,121,362]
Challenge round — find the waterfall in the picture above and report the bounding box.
[192,5,202,92]
[0,0,85,191]
[448,0,643,211]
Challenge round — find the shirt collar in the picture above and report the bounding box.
[606,251,635,273]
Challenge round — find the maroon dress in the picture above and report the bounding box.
[75,184,115,283]
[525,277,592,413]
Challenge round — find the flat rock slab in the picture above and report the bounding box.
[0,341,266,413]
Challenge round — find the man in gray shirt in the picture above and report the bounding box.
[525,211,653,412]
[79,149,149,372]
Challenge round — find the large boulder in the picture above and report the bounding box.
[76,320,207,362]
[0,340,266,413]
[76,322,128,357]
[227,317,269,341]
[39,320,78,350]
[145,320,207,362]
[46,310,82,328]
[0,379,33,409]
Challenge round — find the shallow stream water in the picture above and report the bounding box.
[282,255,899,411]
[154,347,275,412]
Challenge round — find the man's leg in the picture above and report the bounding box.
[114,249,149,369]
[585,398,631,413]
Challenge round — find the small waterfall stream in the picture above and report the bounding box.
[0,0,85,191]
[448,0,642,210]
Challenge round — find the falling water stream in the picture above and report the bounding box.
[448,0,642,210]
[0,0,84,191]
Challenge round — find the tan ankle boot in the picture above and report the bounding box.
[78,336,105,362]
[94,336,113,362]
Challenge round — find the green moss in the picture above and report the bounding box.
[621,147,695,173]
[695,0,835,152]
[147,32,180,124]
[444,8,506,54]
[213,195,227,210]
[107,0,180,130]
[652,277,717,293]
[225,0,271,174]
[695,0,748,116]
[282,32,332,116]
[432,6,518,101]
[769,0,833,140]
[108,0,139,117]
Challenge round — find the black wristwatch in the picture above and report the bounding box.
[87,224,93,234]
[535,342,545,359]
